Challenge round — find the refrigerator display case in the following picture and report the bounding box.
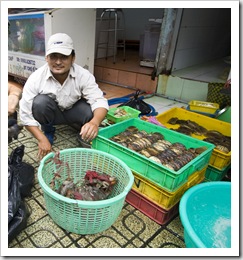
[8,8,96,80]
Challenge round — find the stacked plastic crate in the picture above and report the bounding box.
[92,118,214,225]
[126,166,207,225]
[156,107,231,182]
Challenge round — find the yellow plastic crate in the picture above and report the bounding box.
[131,166,206,211]
[189,100,219,114]
[156,107,231,170]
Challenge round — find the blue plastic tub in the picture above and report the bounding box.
[179,182,231,248]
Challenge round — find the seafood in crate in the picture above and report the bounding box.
[167,117,231,153]
[113,107,129,117]
[106,106,140,123]
[188,100,219,114]
[156,108,231,170]
[110,126,207,171]
[203,130,231,153]
[92,118,214,192]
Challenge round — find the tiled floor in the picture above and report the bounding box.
[8,84,188,250]
[171,58,231,83]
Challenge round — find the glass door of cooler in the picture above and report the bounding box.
[8,13,45,56]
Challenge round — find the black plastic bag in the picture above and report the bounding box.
[118,90,151,115]
[8,201,30,244]
[8,164,21,224]
[8,145,35,198]
[8,145,34,243]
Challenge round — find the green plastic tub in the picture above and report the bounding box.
[38,148,134,235]
[217,106,231,123]
[92,118,214,192]
[179,182,231,248]
[106,106,140,123]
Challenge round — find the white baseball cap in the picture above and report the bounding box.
[46,33,74,56]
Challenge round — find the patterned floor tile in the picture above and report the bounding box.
[8,114,186,249]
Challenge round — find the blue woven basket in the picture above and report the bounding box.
[38,148,133,234]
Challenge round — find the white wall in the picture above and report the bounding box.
[172,8,231,71]
[51,8,96,73]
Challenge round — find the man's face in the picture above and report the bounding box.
[46,53,75,76]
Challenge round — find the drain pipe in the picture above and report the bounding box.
[152,8,178,79]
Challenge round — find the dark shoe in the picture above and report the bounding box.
[77,134,91,148]
[44,127,56,145]
[8,111,18,120]
[8,118,23,143]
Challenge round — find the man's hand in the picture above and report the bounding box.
[80,107,107,142]
[37,137,52,160]
[25,125,53,160]
[80,121,99,142]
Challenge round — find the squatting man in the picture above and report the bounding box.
[19,33,109,159]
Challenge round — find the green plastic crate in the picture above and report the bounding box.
[92,118,214,192]
[205,164,231,181]
[106,106,140,123]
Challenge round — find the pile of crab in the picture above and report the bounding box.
[49,152,117,201]
[113,107,129,118]
[167,117,231,154]
[110,126,207,171]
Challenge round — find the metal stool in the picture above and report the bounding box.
[96,8,126,63]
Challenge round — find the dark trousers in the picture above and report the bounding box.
[32,94,93,132]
